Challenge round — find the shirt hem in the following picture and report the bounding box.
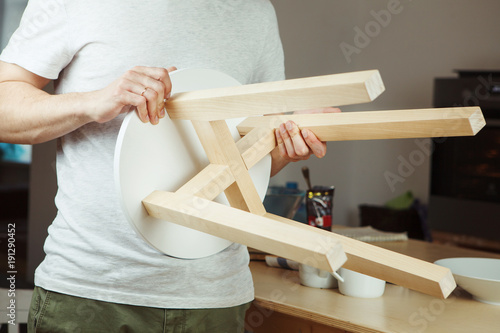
[35,276,255,309]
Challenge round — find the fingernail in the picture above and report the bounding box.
[286,121,293,131]
[316,149,325,158]
[280,123,286,134]
[166,92,171,100]
[144,115,150,123]
[154,115,159,124]
[160,108,166,118]
[302,129,308,138]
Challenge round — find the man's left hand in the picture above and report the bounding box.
[270,107,341,176]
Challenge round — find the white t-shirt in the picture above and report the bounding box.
[0,0,284,308]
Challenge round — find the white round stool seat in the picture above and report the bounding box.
[114,68,271,259]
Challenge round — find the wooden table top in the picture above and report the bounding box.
[250,239,500,333]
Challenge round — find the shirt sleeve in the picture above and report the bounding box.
[0,0,73,80]
[251,3,285,84]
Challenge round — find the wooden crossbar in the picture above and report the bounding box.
[175,164,234,201]
[143,191,348,273]
[192,120,266,214]
[166,70,385,120]
[236,127,276,170]
[237,107,485,140]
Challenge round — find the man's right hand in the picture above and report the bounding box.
[85,66,177,125]
[0,62,177,144]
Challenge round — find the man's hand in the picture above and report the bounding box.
[270,107,341,176]
[0,62,178,144]
[85,66,177,125]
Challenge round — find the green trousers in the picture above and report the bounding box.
[28,286,250,333]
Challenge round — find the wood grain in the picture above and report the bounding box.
[175,164,234,201]
[245,303,347,333]
[142,190,347,273]
[192,120,266,214]
[236,126,276,170]
[166,70,385,120]
[237,107,485,141]
[265,213,456,299]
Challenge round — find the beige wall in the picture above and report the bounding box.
[270,0,500,225]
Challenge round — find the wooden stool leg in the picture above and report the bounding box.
[143,191,347,273]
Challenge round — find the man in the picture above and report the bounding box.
[0,1,333,331]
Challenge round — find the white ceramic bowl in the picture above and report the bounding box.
[338,268,386,298]
[435,258,500,305]
[299,264,338,289]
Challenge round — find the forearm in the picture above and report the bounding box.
[0,63,175,145]
[0,81,91,144]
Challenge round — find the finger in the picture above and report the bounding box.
[321,107,342,114]
[123,71,164,123]
[139,66,174,101]
[279,123,296,159]
[302,128,327,158]
[124,82,157,124]
[155,68,174,119]
[131,66,170,82]
[156,68,175,119]
[154,67,173,100]
[286,121,311,157]
[139,77,166,122]
[116,79,149,122]
[137,99,149,123]
[293,107,342,115]
[141,87,160,125]
[146,77,166,108]
[130,67,173,117]
[275,129,287,159]
[118,90,149,123]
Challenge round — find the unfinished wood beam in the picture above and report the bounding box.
[236,126,276,170]
[143,191,348,273]
[265,213,456,299]
[175,164,235,201]
[192,120,266,215]
[237,107,485,141]
[166,70,385,120]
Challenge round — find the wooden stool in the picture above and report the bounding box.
[115,68,484,299]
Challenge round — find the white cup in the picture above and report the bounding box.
[298,264,338,289]
[338,268,386,298]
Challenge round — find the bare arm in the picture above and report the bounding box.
[0,61,175,144]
